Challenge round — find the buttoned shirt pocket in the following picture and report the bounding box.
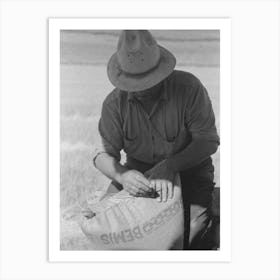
[123,136,149,163]
[163,125,192,157]
[122,117,139,155]
[122,103,149,162]
[123,130,137,142]
[123,136,137,153]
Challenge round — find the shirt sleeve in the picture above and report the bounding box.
[93,101,124,165]
[186,79,220,144]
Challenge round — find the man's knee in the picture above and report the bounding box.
[189,205,211,246]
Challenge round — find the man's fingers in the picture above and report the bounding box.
[161,182,168,202]
[167,182,174,199]
[127,181,150,195]
[135,175,151,189]
[126,185,138,196]
[156,181,162,202]
[134,181,151,193]
[149,180,156,190]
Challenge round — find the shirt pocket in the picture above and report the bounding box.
[165,123,185,142]
[122,111,138,141]
[165,126,191,155]
[123,136,138,152]
[165,122,180,143]
[123,118,139,154]
[123,136,149,163]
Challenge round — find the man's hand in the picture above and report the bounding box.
[144,160,176,202]
[118,169,151,196]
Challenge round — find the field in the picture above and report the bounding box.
[60,30,220,250]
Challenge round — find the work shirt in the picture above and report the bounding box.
[93,70,219,172]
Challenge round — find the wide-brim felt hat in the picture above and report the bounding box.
[107,30,176,92]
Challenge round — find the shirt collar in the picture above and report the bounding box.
[127,80,168,102]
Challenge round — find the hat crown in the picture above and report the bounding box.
[116,30,161,75]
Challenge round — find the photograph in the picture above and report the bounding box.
[60,29,220,250]
[49,18,231,261]
[1,0,279,278]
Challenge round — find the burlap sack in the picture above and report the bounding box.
[79,175,184,250]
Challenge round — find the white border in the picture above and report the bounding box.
[49,18,231,262]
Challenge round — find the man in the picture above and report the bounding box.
[93,30,219,249]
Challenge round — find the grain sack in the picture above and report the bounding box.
[79,175,184,250]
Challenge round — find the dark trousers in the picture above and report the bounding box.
[180,157,215,249]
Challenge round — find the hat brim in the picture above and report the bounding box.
[107,46,176,92]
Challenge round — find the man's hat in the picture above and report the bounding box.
[107,30,176,92]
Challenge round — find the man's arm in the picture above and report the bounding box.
[168,78,220,172]
[94,100,150,196]
[166,138,218,173]
[145,78,219,201]
[94,152,151,196]
[94,152,128,184]
[146,138,218,176]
